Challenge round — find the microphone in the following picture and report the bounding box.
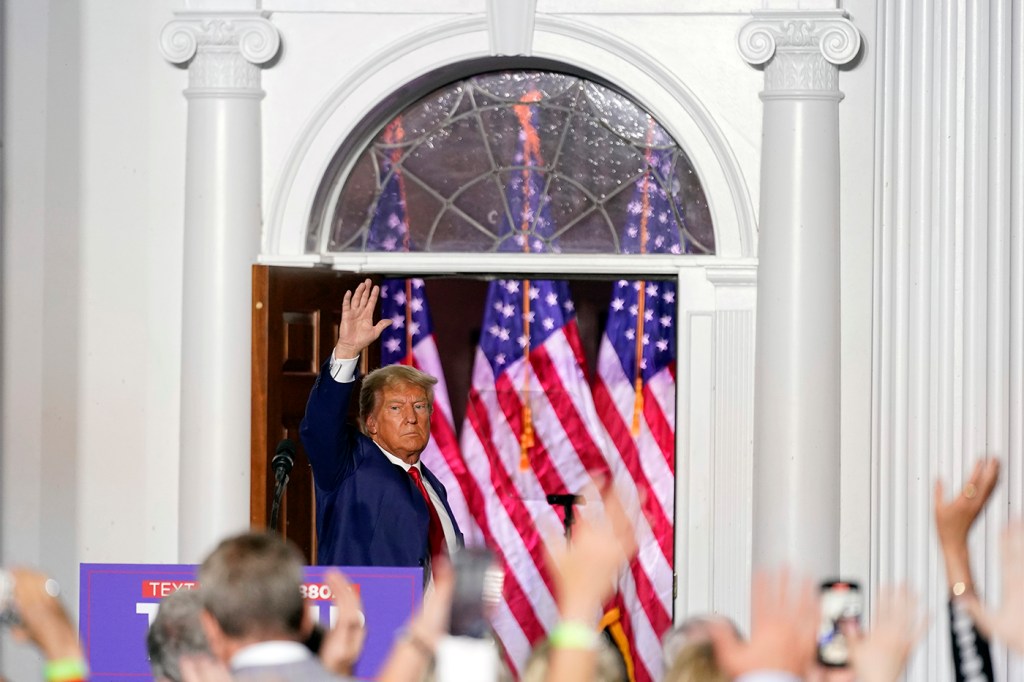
[270,439,296,533]
[272,439,296,480]
[546,493,585,540]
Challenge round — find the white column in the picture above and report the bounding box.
[160,13,280,562]
[738,11,860,578]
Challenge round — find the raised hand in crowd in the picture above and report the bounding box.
[844,586,927,682]
[934,457,999,681]
[708,568,817,680]
[8,568,87,678]
[319,569,367,676]
[934,458,1000,596]
[333,278,392,359]
[962,520,1024,654]
[544,482,638,682]
[377,557,455,682]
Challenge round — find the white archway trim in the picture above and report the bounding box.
[264,16,490,260]
[262,14,756,263]
[531,16,756,258]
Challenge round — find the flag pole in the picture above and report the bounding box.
[515,91,542,470]
[631,121,655,437]
[386,118,416,367]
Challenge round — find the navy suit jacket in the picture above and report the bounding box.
[299,360,464,568]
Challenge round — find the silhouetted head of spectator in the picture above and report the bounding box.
[198,532,309,662]
[147,588,211,682]
[663,641,727,682]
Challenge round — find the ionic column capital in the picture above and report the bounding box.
[160,12,280,96]
[738,10,860,100]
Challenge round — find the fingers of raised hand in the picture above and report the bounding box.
[974,458,1000,499]
[325,570,363,625]
[707,618,745,673]
[1001,521,1024,576]
[958,458,1000,508]
[960,594,995,640]
[422,557,455,632]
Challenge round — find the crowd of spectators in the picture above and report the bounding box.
[2,458,1021,682]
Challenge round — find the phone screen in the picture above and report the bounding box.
[817,580,862,667]
[448,547,504,639]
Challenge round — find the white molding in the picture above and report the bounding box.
[486,0,536,55]
[256,253,321,267]
[160,12,280,94]
[705,263,758,287]
[533,15,756,258]
[322,253,723,276]
[258,253,756,279]
[738,10,861,67]
[264,15,490,258]
[259,0,764,14]
[674,265,756,631]
[1011,0,1024,530]
[738,11,860,101]
[263,14,757,261]
[711,309,754,627]
[679,311,715,618]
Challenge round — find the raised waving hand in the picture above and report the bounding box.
[333,278,392,359]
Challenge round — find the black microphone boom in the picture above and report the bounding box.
[272,439,296,478]
[270,439,296,533]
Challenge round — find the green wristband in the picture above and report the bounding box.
[44,657,88,682]
[549,620,599,651]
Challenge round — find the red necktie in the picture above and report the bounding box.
[408,467,449,564]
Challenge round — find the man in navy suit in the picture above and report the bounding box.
[300,279,463,578]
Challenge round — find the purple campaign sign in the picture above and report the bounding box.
[80,563,422,681]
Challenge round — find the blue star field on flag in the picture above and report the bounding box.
[379,279,432,365]
[604,145,687,383]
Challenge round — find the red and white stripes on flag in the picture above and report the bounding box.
[458,278,614,676]
[592,334,676,682]
[590,133,686,682]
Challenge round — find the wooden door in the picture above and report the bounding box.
[250,265,379,562]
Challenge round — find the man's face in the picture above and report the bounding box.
[365,381,431,463]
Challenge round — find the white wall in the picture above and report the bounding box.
[2,0,185,675]
[5,1,1019,681]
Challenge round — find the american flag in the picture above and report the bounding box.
[591,130,685,682]
[457,93,615,676]
[369,120,483,547]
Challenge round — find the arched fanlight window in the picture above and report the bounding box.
[312,70,715,256]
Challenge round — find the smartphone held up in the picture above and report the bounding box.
[436,547,505,682]
[817,580,862,667]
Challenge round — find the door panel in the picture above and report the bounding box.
[251,265,379,562]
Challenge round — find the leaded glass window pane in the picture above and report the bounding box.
[318,70,715,255]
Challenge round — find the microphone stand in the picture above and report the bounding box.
[270,465,290,533]
[546,493,584,540]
